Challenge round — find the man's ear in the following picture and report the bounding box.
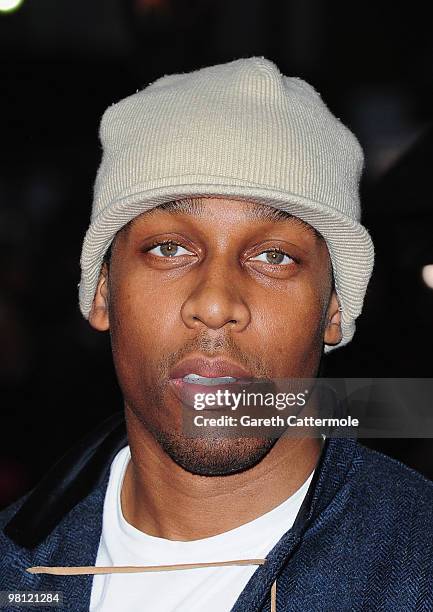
[88,262,110,331]
[324,290,343,346]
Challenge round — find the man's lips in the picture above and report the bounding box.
[169,356,253,382]
[168,356,254,409]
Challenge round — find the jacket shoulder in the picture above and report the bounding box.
[357,442,433,488]
[355,442,433,524]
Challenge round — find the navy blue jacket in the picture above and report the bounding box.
[1,412,432,611]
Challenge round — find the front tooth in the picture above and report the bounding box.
[182,373,203,383]
[182,373,237,385]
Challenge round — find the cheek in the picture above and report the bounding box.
[256,279,325,331]
[252,282,326,372]
[108,268,181,359]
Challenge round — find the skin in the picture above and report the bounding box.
[89,197,342,540]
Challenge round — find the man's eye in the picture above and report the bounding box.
[250,249,295,265]
[147,241,192,257]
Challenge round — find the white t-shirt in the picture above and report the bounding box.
[89,446,313,612]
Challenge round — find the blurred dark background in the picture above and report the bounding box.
[1,0,432,508]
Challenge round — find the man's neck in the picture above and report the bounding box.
[121,411,322,541]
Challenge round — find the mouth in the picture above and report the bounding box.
[168,357,255,409]
[180,373,249,386]
[169,356,254,381]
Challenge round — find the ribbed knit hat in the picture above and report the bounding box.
[79,56,374,352]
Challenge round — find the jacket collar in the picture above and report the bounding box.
[1,460,113,608]
[4,411,127,548]
[231,434,359,611]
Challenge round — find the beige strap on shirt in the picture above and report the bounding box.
[27,559,277,611]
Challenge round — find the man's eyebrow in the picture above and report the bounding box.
[155,197,323,240]
[106,198,323,263]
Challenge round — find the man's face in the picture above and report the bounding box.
[89,198,342,475]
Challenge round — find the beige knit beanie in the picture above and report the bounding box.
[79,56,374,352]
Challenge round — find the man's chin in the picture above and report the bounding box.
[154,432,277,476]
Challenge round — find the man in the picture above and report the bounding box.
[1,57,432,611]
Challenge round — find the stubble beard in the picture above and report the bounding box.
[123,331,282,476]
[130,378,278,476]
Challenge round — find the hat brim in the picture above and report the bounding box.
[79,179,374,353]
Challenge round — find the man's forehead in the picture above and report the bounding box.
[125,197,323,241]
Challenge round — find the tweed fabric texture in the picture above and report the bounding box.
[78,57,374,351]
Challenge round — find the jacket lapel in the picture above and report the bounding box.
[230,436,358,612]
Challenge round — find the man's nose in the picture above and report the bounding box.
[180,260,251,332]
